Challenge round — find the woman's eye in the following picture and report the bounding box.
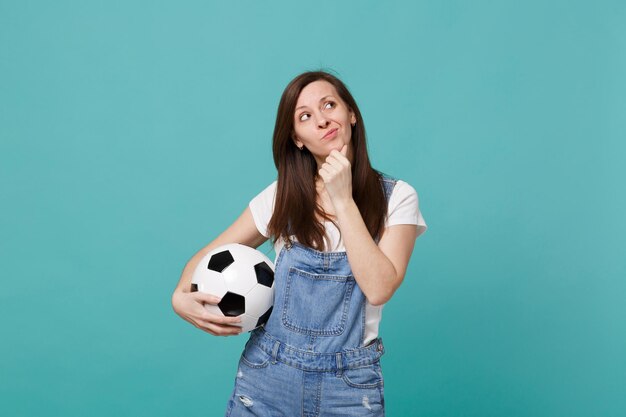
[298,102,334,121]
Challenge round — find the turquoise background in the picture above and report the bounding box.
[1,1,625,416]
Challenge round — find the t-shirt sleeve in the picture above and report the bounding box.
[385,180,427,239]
[248,181,277,238]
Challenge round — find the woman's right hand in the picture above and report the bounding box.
[172,291,243,336]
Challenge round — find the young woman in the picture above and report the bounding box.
[172,70,427,416]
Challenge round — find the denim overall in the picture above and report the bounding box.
[225,175,397,417]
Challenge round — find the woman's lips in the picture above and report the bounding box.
[322,128,338,140]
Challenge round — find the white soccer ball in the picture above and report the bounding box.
[191,243,275,333]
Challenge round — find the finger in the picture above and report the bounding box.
[321,162,338,175]
[193,292,222,305]
[198,321,242,336]
[319,167,338,181]
[194,314,243,333]
[200,326,218,336]
[201,311,243,325]
[325,153,341,164]
[328,151,350,167]
[340,144,348,156]
[202,321,243,336]
[318,168,329,181]
[185,313,237,336]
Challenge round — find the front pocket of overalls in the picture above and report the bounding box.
[240,340,271,368]
[282,267,355,336]
[341,361,384,389]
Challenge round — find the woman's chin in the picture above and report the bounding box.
[327,139,345,152]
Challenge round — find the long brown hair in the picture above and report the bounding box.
[267,70,388,251]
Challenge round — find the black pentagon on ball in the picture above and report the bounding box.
[218,291,245,316]
[190,283,198,292]
[254,262,274,288]
[257,305,273,328]
[207,250,235,273]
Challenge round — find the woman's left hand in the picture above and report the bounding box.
[318,144,353,210]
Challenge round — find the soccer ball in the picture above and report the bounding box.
[190,243,275,333]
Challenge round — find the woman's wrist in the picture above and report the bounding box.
[333,197,356,216]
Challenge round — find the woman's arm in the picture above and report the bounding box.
[173,206,267,294]
[172,206,268,336]
[334,200,418,306]
[318,145,419,306]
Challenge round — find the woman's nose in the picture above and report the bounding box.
[317,116,329,128]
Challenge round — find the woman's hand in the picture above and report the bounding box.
[172,291,243,336]
[318,144,353,210]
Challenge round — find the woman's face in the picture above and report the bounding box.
[292,80,356,168]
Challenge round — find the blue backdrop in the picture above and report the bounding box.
[1,1,625,416]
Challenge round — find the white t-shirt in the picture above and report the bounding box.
[248,179,427,345]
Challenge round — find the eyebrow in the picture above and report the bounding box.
[295,95,335,112]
